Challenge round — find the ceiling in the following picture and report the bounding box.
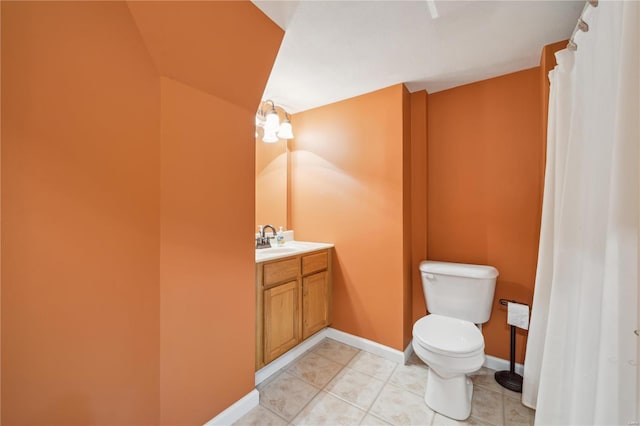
[252,0,583,113]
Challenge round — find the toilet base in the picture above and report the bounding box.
[424,368,473,421]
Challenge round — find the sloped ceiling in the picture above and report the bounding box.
[127,1,283,111]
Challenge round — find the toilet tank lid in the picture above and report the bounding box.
[420,260,499,279]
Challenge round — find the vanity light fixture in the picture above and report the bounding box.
[255,100,294,143]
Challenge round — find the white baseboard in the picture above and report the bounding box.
[255,330,328,386]
[203,389,259,426]
[325,327,406,364]
[484,354,524,375]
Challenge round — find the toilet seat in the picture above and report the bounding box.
[413,314,484,357]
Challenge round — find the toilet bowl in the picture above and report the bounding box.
[413,314,485,420]
[412,261,498,421]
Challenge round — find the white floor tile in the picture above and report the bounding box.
[288,351,344,388]
[370,383,435,426]
[233,405,288,426]
[313,338,360,365]
[326,367,385,410]
[348,351,397,381]
[252,340,521,426]
[259,372,320,421]
[292,391,366,426]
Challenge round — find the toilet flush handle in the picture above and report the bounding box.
[425,273,435,280]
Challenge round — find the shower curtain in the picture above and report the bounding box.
[522,1,639,424]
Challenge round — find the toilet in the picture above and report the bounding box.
[412,260,498,420]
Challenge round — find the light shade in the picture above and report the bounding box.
[262,130,279,143]
[264,109,280,133]
[277,121,294,139]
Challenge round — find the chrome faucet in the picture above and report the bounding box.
[256,224,277,249]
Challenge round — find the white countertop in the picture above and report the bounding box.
[255,241,334,263]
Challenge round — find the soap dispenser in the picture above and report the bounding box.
[276,226,285,246]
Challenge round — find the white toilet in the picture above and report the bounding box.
[412,260,498,420]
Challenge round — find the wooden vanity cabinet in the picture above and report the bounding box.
[263,280,300,363]
[302,271,330,339]
[256,249,332,370]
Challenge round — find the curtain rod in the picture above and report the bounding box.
[567,0,598,51]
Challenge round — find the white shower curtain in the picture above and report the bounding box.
[522,1,639,424]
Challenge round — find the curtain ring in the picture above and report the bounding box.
[578,19,589,32]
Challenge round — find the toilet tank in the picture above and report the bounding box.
[420,261,499,324]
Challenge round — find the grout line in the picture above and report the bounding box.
[362,358,400,424]
[288,357,349,424]
[286,356,343,389]
[258,395,296,425]
[289,389,326,425]
[259,347,313,389]
[258,370,322,423]
[317,361,370,425]
[262,404,290,425]
[344,351,401,383]
[260,339,337,424]
[310,341,361,367]
[323,365,387,416]
[310,341,400,425]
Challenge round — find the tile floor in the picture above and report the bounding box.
[235,338,535,426]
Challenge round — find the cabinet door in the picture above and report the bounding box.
[264,280,300,363]
[302,271,330,339]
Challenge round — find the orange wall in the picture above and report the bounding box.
[290,85,408,351]
[2,2,283,425]
[1,2,4,422]
[256,138,289,229]
[402,87,413,347]
[410,91,429,326]
[1,2,160,424]
[127,3,282,423]
[127,1,281,112]
[427,68,543,363]
[159,77,256,424]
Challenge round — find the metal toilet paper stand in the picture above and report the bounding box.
[494,298,527,393]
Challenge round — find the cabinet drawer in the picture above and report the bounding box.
[302,251,328,275]
[264,258,299,287]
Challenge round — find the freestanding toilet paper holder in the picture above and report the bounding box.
[495,298,527,393]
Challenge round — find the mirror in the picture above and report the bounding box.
[255,135,288,231]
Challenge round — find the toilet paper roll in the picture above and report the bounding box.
[507,302,530,330]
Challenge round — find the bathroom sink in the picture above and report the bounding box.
[255,241,334,263]
[259,246,298,255]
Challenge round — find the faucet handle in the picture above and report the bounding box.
[255,232,272,249]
